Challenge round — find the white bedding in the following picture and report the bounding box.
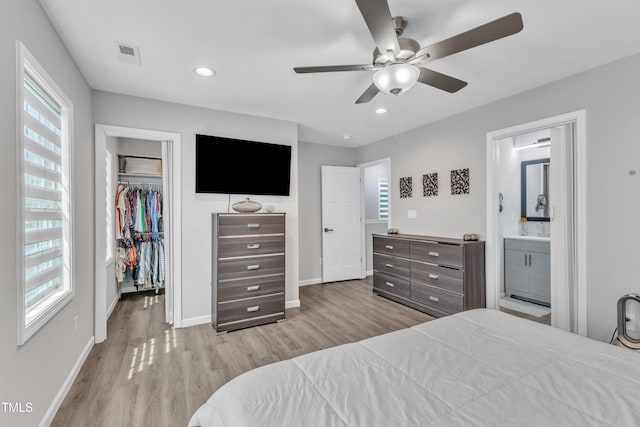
[188,309,640,426]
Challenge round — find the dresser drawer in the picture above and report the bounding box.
[218,234,285,258]
[373,254,410,280]
[217,293,285,325]
[373,272,410,299]
[218,275,285,302]
[373,236,410,258]
[411,261,463,294]
[411,241,463,268]
[218,254,285,281]
[218,214,285,237]
[411,283,463,315]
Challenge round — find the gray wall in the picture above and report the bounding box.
[93,91,300,320]
[118,137,162,158]
[356,52,640,343]
[0,1,94,426]
[298,142,357,283]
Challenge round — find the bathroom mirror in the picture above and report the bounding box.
[521,158,550,221]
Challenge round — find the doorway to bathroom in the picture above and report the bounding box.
[497,129,552,325]
[486,110,587,336]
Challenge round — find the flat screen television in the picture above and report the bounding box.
[195,133,292,196]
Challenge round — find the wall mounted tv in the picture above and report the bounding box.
[195,133,292,196]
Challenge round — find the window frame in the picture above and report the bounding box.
[16,41,75,346]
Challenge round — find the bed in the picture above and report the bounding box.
[188,309,640,426]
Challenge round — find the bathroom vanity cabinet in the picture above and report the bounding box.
[504,237,550,305]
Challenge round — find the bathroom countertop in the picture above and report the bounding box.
[504,235,551,242]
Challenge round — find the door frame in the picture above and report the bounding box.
[94,124,182,343]
[485,110,587,336]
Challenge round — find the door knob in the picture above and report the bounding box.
[324,228,334,232]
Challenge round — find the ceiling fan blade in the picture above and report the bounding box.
[416,12,523,62]
[418,68,467,93]
[355,0,400,55]
[294,64,377,74]
[355,83,380,104]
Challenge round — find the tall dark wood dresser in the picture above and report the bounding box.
[211,213,286,333]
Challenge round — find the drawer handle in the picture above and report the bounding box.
[247,223,260,228]
[247,243,260,249]
[385,282,395,288]
[385,245,394,250]
[428,251,439,257]
[247,306,260,312]
[428,274,439,280]
[247,285,260,292]
[385,263,394,268]
[247,264,260,271]
[429,296,440,302]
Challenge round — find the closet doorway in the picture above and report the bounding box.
[486,110,587,336]
[95,125,182,343]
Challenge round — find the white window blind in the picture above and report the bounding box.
[378,178,389,220]
[17,42,74,345]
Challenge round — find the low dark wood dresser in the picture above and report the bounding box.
[372,233,485,318]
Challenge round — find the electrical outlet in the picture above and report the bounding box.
[627,314,636,332]
[407,210,417,219]
[74,315,78,335]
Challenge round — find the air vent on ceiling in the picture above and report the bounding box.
[115,42,141,66]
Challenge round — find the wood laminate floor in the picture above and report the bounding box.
[52,278,434,427]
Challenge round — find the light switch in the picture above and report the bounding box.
[407,210,417,219]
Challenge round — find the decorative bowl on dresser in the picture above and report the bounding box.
[372,233,485,317]
[211,213,286,333]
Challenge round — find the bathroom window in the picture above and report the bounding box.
[378,178,389,220]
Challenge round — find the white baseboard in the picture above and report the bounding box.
[39,335,94,427]
[366,270,373,276]
[181,314,212,328]
[299,278,322,287]
[106,294,119,320]
[286,299,300,309]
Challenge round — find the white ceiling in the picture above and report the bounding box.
[40,0,640,147]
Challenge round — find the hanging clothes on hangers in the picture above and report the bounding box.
[115,182,164,292]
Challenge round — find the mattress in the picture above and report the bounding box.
[188,309,640,427]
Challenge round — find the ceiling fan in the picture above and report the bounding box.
[293,0,523,104]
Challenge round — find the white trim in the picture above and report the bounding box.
[16,41,75,346]
[299,278,322,287]
[286,299,301,309]
[486,110,587,336]
[366,270,373,277]
[181,314,211,328]
[38,335,94,427]
[94,124,182,343]
[106,293,119,320]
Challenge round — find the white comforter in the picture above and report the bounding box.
[188,309,640,426]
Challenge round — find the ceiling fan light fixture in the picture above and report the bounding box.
[373,63,420,95]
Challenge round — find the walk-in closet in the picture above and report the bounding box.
[106,136,169,321]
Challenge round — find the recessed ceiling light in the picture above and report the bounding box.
[343,134,351,140]
[195,67,216,77]
[375,107,387,114]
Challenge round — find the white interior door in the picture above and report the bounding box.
[549,123,575,332]
[161,140,173,324]
[321,166,363,282]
